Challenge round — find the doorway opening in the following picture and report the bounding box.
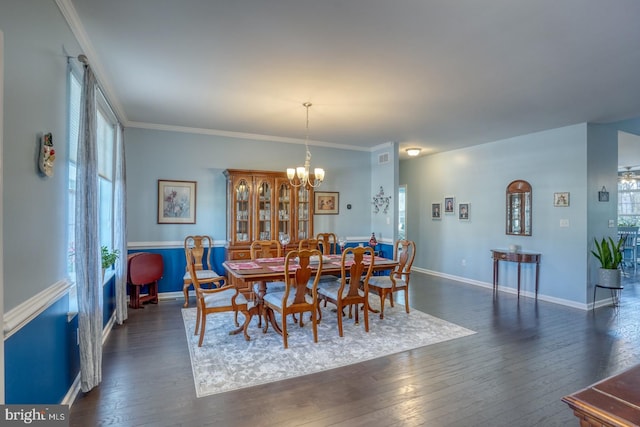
[398,185,406,240]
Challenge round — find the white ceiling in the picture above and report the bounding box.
[63,0,640,158]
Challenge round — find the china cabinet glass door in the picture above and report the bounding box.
[256,179,272,241]
[277,182,291,242]
[235,179,250,243]
[297,186,311,240]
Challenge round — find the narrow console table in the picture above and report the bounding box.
[562,364,640,426]
[491,249,541,299]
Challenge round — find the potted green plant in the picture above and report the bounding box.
[591,237,623,287]
[101,246,120,271]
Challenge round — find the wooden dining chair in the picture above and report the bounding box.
[250,240,283,327]
[183,235,225,308]
[316,246,374,337]
[367,239,416,319]
[188,249,251,347]
[262,249,323,349]
[316,233,338,255]
[250,239,282,259]
[298,238,320,251]
[314,233,340,284]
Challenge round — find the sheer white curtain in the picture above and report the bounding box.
[114,124,128,324]
[75,64,102,392]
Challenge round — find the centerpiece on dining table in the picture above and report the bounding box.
[297,254,333,264]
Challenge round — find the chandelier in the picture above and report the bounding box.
[620,166,637,182]
[286,102,325,188]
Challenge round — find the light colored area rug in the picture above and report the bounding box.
[182,297,475,398]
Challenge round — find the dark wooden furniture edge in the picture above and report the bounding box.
[562,364,640,426]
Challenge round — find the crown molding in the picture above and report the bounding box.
[55,0,128,125]
[127,121,374,152]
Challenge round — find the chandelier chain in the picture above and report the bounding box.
[286,102,325,188]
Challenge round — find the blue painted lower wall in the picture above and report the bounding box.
[103,273,116,327]
[4,294,79,404]
[4,275,116,404]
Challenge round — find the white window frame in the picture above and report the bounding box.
[67,67,118,292]
[618,179,640,226]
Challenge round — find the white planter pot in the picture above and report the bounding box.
[598,268,621,287]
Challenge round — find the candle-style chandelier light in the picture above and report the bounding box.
[286,102,325,188]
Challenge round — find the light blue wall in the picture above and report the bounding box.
[401,124,590,304]
[1,0,85,404]
[586,122,625,301]
[1,0,80,311]
[124,127,375,243]
[370,143,398,244]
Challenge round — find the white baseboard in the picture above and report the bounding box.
[413,267,589,310]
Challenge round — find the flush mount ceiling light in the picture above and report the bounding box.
[406,148,422,157]
[287,102,325,188]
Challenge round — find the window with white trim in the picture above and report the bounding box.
[67,68,117,286]
[618,179,640,226]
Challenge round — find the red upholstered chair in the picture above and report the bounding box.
[127,252,163,309]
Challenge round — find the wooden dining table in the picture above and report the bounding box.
[223,254,399,335]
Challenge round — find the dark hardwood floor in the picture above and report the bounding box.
[69,272,640,426]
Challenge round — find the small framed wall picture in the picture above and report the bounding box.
[444,197,455,214]
[158,179,197,224]
[458,203,470,220]
[554,192,570,207]
[314,191,339,215]
[598,187,609,202]
[432,203,441,219]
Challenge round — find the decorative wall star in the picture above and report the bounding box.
[372,186,392,214]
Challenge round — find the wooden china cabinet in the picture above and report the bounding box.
[223,169,314,262]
